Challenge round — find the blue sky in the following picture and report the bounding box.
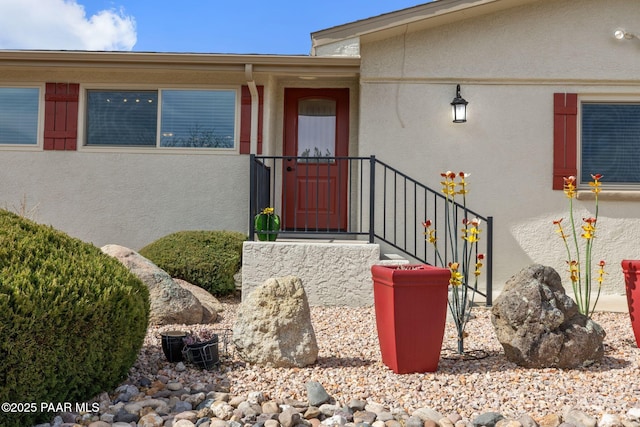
[0,0,427,54]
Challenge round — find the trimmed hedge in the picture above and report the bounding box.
[0,210,149,427]
[139,230,247,296]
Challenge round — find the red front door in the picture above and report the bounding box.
[283,88,349,231]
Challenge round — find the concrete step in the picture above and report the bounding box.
[378,253,410,266]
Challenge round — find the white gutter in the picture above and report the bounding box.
[244,64,259,155]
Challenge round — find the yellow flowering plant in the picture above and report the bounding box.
[423,171,484,354]
[553,174,605,317]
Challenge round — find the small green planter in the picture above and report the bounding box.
[254,213,280,241]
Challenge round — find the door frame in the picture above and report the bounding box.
[282,87,350,231]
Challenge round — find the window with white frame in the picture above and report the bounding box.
[0,87,40,145]
[85,89,237,148]
[581,102,640,186]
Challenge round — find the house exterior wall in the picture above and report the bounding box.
[0,66,256,249]
[0,57,360,251]
[357,0,640,296]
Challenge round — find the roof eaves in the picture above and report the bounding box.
[0,49,361,76]
[311,0,526,49]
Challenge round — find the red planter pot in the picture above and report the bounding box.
[371,264,451,374]
[621,260,640,347]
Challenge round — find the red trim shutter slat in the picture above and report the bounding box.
[44,83,79,150]
[552,93,577,190]
[239,85,264,154]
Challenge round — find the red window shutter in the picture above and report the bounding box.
[552,93,577,190]
[44,83,79,151]
[239,85,264,154]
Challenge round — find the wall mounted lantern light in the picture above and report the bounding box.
[451,84,468,123]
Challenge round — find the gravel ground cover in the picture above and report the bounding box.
[133,295,640,423]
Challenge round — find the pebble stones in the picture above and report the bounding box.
[33,376,640,427]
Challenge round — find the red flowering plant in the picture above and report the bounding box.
[553,174,606,318]
[423,171,485,354]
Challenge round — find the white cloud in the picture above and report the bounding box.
[0,0,136,51]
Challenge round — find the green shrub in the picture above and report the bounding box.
[139,230,247,296]
[0,210,149,427]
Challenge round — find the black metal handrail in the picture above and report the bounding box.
[249,154,493,305]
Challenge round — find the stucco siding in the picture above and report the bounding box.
[358,0,640,296]
[0,151,249,250]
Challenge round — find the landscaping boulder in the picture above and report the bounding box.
[174,278,222,323]
[491,264,605,368]
[101,244,203,325]
[233,276,318,367]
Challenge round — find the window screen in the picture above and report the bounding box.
[86,90,158,146]
[160,90,236,148]
[581,103,640,184]
[0,87,39,145]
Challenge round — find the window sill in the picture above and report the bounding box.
[577,191,640,201]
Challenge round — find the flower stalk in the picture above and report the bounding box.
[553,174,605,317]
[423,171,484,354]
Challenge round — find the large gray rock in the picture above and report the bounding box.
[233,276,318,367]
[491,264,605,368]
[174,278,222,323]
[101,244,203,325]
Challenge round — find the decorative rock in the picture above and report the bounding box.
[265,420,281,427]
[263,401,281,414]
[439,418,455,427]
[365,403,388,415]
[354,411,378,425]
[138,412,164,427]
[496,420,523,427]
[517,414,538,427]
[598,414,624,427]
[349,400,367,411]
[473,412,505,427]
[320,404,342,417]
[413,408,444,423]
[424,420,438,427]
[174,420,197,427]
[386,420,403,427]
[174,411,199,422]
[113,408,139,424]
[211,402,235,420]
[101,244,204,325]
[306,381,332,406]
[377,412,394,422]
[279,407,302,427]
[406,416,425,427]
[174,278,222,323]
[564,409,596,427]
[88,422,112,427]
[303,407,321,419]
[325,414,348,426]
[167,382,184,391]
[491,264,606,368]
[233,276,318,367]
[538,414,562,427]
[173,401,194,413]
[248,391,268,405]
[629,408,640,422]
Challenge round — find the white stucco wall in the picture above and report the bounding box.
[0,151,249,250]
[242,241,380,306]
[358,0,640,296]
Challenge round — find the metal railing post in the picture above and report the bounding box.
[369,155,376,243]
[486,215,494,306]
[249,154,256,241]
